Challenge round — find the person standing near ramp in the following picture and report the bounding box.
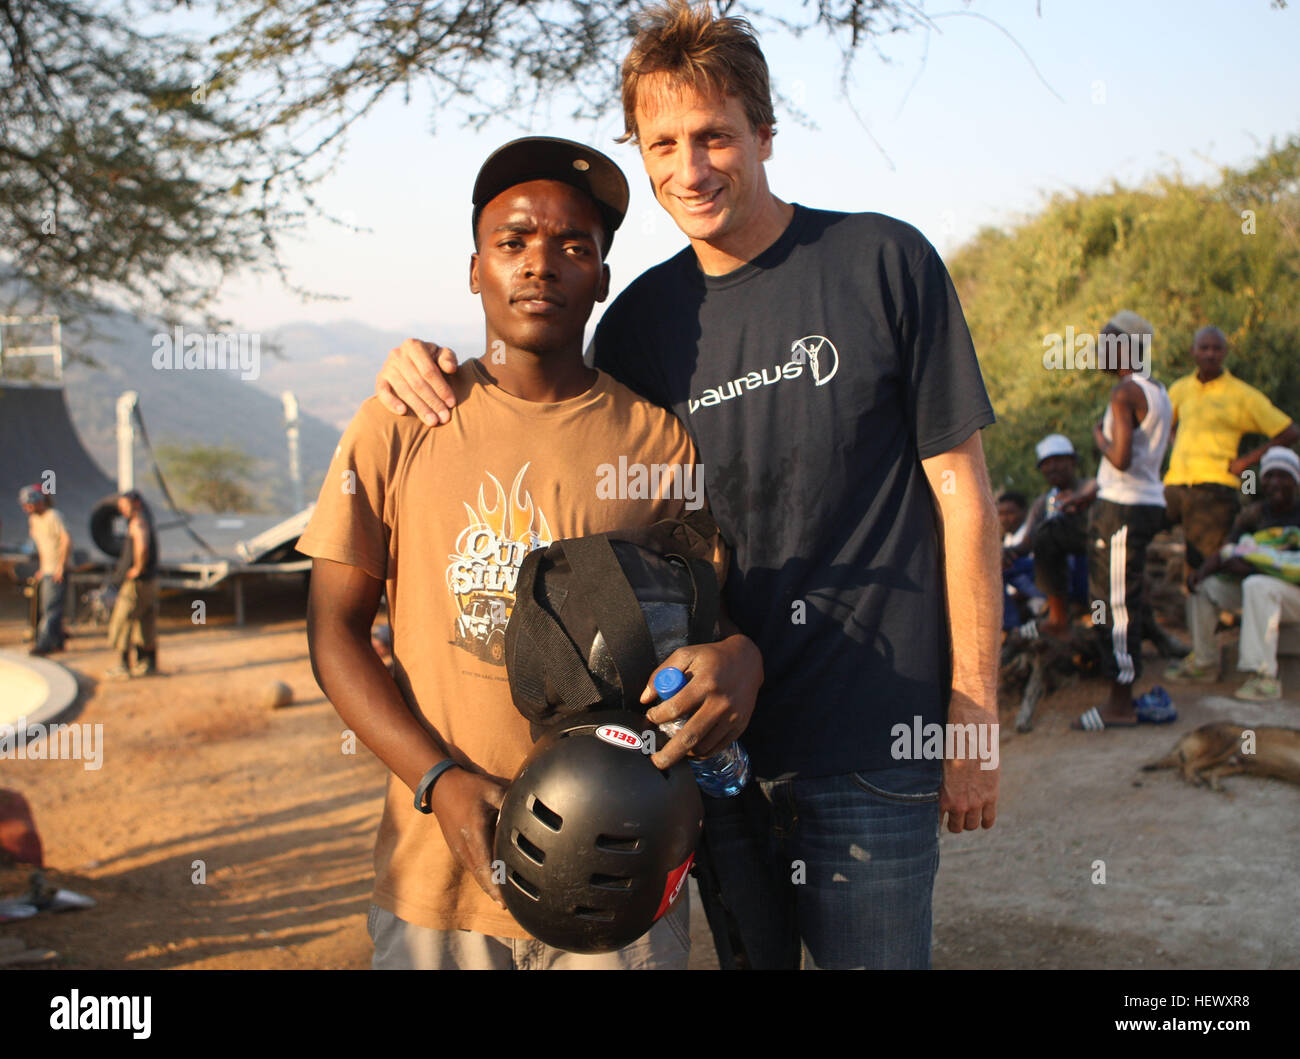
[105,490,159,678]
[18,485,70,657]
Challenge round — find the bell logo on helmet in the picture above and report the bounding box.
[595,724,644,751]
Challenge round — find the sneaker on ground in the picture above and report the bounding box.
[1164,657,1219,683]
[1233,674,1282,702]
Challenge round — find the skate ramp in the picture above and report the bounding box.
[0,383,115,557]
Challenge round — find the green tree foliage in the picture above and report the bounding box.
[2,0,925,325]
[0,0,300,326]
[951,135,1300,495]
[157,441,264,513]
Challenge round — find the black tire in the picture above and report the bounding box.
[89,496,127,558]
[486,630,505,665]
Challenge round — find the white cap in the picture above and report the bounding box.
[1036,433,1076,465]
[1260,446,1300,484]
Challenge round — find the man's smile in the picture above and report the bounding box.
[674,187,723,213]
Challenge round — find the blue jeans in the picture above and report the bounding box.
[1002,556,1042,630]
[35,574,67,652]
[695,761,942,969]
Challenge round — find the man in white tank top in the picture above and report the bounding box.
[1074,311,1176,731]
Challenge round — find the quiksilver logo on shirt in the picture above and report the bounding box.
[687,335,839,414]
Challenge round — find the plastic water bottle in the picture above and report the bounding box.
[653,667,751,797]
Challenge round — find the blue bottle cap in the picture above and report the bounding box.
[653,667,686,699]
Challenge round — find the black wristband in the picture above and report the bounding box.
[414,760,459,814]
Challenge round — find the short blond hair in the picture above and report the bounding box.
[618,1,776,144]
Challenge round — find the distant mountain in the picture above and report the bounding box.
[5,290,488,517]
[50,309,347,516]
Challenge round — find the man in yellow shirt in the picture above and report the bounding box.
[1164,325,1297,572]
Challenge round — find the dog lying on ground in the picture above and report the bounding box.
[1142,722,1300,791]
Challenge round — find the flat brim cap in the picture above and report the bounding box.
[472,137,630,252]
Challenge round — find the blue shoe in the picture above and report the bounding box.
[1134,685,1177,724]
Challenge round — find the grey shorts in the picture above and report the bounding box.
[366,895,691,970]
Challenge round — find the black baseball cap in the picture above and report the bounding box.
[471,137,630,254]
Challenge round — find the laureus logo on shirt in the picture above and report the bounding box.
[446,465,553,666]
[687,335,839,414]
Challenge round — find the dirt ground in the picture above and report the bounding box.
[1,576,1297,970]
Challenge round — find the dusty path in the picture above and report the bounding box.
[2,579,1296,969]
[1,582,378,969]
[934,680,1300,969]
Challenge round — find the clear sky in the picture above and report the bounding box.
[215,0,1299,350]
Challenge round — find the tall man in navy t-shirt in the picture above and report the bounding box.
[371,1,1001,969]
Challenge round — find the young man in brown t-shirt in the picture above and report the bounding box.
[299,138,760,969]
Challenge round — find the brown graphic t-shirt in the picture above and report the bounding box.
[297,359,720,937]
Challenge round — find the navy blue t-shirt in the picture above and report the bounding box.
[592,205,995,778]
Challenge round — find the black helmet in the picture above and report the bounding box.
[494,709,703,953]
[505,512,721,728]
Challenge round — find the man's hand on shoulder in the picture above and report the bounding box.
[375,338,461,426]
[642,634,763,770]
[429,766,509,909]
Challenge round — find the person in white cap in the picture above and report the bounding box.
[1169,446,1300,700]
[1008,434,1092,636]
[1025,432,1187,657]
[1073,311,1175,731]
[1164,325,1297,573]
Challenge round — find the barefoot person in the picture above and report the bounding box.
[300,137,755,970]
[368,1,1000,969]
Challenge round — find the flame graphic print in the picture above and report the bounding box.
[446,464,553,665]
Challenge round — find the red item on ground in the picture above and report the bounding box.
[0,789,43,868]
